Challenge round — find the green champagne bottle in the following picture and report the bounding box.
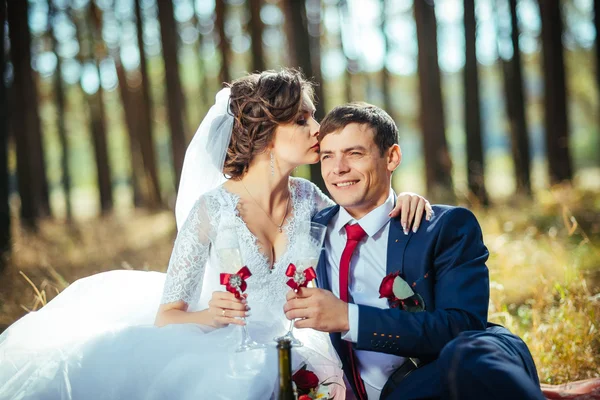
[277,338,295,400]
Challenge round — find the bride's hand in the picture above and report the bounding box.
[207,291,250,328]
[389,192,433,234]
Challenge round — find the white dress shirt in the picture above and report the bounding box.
[325,191,406,399]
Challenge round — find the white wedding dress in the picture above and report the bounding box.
[0,177,345,400]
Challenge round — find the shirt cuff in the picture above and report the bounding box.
[341,303,359,343]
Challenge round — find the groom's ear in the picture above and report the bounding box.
[387,144,402,172]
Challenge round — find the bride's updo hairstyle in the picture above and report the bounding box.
[224,68,315,179]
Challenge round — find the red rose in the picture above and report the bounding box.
[379,271,399,299]
[298,396,311,400]
[292,368,319,391]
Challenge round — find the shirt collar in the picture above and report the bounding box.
[332,190,395,238]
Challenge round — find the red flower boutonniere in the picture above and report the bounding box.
[378,271,425,312]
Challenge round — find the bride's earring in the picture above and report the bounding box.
[270,151,275,176]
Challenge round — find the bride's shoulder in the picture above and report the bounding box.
[200,185,233,203]
[290,176,318,194]
[186,186,230,216]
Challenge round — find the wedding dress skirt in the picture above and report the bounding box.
[0,270,344,400]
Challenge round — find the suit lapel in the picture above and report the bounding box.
[313,205,340,292]
[386,218,413,276]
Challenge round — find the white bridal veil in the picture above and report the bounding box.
[175,88,234,230]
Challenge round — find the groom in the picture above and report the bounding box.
[284,103,545,400]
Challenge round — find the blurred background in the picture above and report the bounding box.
[0,0,598,385]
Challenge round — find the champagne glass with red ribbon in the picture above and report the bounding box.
[275,221,327,347]
[216,225,265,352]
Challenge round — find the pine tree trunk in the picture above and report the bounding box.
[215,0,231,84]
[87,4,113,213]
[7,0,48,228]
[380,0,395,122]
[413,0,454,202]
[504,0,532,196]
[115,58,144,207]
[338,0,355,102]
[537,0,572,184]
[594,0,600,167]
[247,0,265,72]
[191,0,210,107]
[157,0,188,190]
[49,0,72,221]
[283,0,327,192]
[134,0,162,207]
[0,0,10,259]
[463,0,489,206]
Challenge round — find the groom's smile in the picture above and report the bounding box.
[332,180,359,188]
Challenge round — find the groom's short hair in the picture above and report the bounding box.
[319,102,399,155]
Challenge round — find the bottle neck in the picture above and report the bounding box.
[277,339,294,400]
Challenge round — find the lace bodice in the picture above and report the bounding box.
[160,177,334,313]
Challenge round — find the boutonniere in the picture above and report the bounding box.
[379,271,425,312]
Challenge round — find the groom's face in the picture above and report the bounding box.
[320,123,401,219]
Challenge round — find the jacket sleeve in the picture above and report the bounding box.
[355,207,490,359]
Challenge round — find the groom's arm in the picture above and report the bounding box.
[355,207,489,359]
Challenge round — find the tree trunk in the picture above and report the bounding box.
[7,0,49,228]
[413,0,454,202]
[247,0,266,72]
[86,4,113,213]
[463,0,489,206]
[537,0,572,184]
[134,0,162,207]
[503,0,532,196]
[380,0,394,122]
[338,0,356,102]
[0,0,10,259]
[157,0,187,190]
[114,57,144,208]
[191,0,209,107]
[594,0,600,167]
[283,0,327,192]
[215,0,231,84]
[49,0,73,221]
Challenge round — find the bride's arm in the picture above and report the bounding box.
[154,198,248,328]
[155,293,247,328]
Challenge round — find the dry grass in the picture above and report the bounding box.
[0,209,176,328]
[0,186,598,384]
[481,186,600,384]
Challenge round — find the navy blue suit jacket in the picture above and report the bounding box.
[313,204,490,395]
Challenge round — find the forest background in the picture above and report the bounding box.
[0,0,598,385]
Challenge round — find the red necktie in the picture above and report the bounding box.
[339,223,367,400]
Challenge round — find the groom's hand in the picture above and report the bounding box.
[283,288,349,333]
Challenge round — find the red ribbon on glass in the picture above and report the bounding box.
[285,263,317,291]
[220,266,252,299]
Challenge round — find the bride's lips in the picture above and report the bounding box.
[310,143,320,152]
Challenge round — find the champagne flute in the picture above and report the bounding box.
[216,225,265,352]
[275,221,327,347]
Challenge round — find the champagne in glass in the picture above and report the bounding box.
[216,225,265,352]
[275,221,327,347]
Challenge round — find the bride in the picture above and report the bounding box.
[0,69,430,399]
